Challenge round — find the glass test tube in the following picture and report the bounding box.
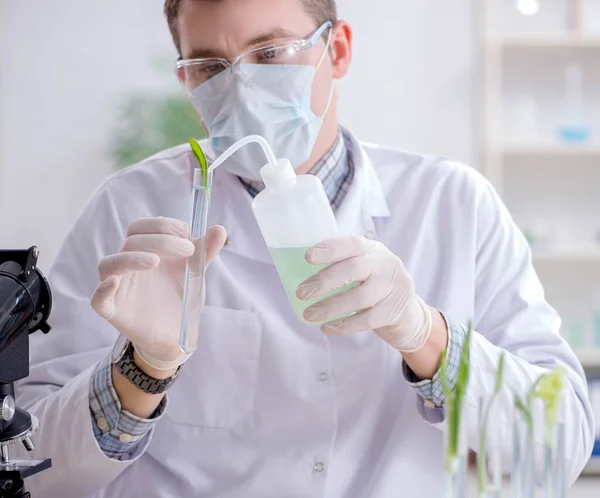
[444,397,468,498]
[511,400,535,498]
[179,168,213,354]
[541,422,566,498]
[477,396,503,498]
[541,396,566,498]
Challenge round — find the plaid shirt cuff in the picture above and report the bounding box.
[402,313,467,407]
[89,354,167,461]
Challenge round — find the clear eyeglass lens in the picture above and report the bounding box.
[180,42,310,92]
[180,60,230,90]
[241,43,306,65]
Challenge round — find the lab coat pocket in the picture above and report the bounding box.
[166,306,262,430]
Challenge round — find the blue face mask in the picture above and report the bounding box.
[190,45,334,181]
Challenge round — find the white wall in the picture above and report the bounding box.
[338,0,476,165]
[0,0,179,270]
[0,0,476,271]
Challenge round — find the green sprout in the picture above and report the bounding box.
[441,322,473,473]
[534,368,565,447]
[515,396,534,436]
[514,368,565,447]
[477,352,506,493]
[189,138,209,187]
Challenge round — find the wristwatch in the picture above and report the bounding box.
[111,335,182,394]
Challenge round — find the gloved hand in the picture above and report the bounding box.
[297,236,432,353]
[91,217,227,370]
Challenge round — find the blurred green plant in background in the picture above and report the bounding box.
[110,92,206,169]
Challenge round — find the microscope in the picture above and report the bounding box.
[0,247,52,498]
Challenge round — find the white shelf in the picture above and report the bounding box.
[574,350,600,368]
[502,144,600,158]
[493,36,600,49]
[533,247,600,263]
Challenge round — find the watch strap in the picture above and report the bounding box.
[113,342,181,394]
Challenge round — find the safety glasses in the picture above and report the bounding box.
[175,21,333,96]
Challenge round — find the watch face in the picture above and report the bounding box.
[111,335,129,363]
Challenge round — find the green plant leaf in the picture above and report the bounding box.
[455,323,472,400]
[533,368,565,447]
[439,349,450,399]
[442,322,473,469]
[515,396,533,435]
[478,351,505,493]
[494,352,506,394]
[189,138,209,187]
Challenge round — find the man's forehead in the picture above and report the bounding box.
[177,0,314,58]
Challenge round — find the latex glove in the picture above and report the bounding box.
[91,217,227,370]
[297,236,432,353]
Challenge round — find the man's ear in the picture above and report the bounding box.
[330,21,353,79]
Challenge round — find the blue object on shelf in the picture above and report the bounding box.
[558,63,591,145]
[558,127,591,144]
[593,440,600,458]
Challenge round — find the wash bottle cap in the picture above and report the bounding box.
[260,158,296,189]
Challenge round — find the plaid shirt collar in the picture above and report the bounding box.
[239,130,354,212]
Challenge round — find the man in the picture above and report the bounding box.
[19,1,593,497]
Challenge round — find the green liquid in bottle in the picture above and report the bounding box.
[269,247,357,324]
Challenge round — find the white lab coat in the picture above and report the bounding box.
[17,129,593,498]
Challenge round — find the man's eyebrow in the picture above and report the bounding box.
[245,28,299,48]
[184,28,299,60]
[185,48,224,59]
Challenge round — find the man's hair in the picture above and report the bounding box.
[164,0,337,55]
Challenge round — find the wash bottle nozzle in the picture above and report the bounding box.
[207,135,296,188]
[208,135,278,174]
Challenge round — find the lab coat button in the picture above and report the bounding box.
[313,462,325,473]
[424,399,436,409]
[318,373,329,382]
[119,433,134,443]
[225,238,232,246]
[96,418,109,431]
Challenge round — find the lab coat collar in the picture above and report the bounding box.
[204,127,391,265]
[336,127,391,236]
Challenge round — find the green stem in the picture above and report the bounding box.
[478,353,505,493]
[477,405,490,492]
